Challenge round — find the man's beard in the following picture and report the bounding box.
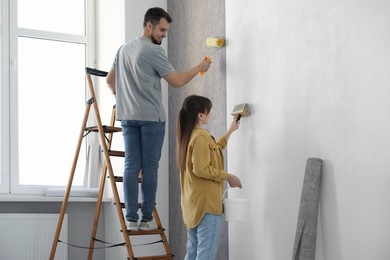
[151,35,162,45]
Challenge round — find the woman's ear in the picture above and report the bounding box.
[197,112,203,123]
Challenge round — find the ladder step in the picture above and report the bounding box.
[113,176,123,182]
[111,176,141,183]
[125,228,166,236]
[135,254,174,260]
[108,150,125,157]
[117,202,142,209]
[85,125,122,133]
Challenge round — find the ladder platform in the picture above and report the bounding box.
[85,125,122,133]
[85,67,108,77]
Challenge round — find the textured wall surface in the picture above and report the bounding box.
[167,1,227,259]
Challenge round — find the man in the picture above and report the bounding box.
[106,7,211,231]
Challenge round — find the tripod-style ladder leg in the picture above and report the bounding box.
[49,98,93,260]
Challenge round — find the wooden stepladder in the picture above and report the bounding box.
[50,67,173,260]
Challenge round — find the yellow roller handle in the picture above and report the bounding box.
[199,55,211,76]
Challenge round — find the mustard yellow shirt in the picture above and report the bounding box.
[180,127,229,228]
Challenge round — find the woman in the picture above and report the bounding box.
[176,95,243,260]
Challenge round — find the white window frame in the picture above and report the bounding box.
[0,0,10,193]
[1,0,96,194]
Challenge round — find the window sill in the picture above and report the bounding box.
[0,193,112,203]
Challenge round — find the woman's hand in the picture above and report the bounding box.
[227,174,242,189]
[228,117,240,133]
[223,117,240,141]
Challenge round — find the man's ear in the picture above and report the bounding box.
[146,21,153,31]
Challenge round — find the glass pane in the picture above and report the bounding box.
[18,37,86,185]
[18,0,85,35]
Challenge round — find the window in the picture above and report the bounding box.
[1,0,96,194]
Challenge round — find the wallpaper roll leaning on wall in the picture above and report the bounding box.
[292,158,323,260]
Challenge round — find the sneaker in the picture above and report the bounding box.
[126,221,138,231]
[139,221,154,231]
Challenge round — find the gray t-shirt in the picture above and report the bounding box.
[113,36,174,122]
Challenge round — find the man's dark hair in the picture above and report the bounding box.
[143,7,173,27]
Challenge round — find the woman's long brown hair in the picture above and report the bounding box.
[176,95,212,172]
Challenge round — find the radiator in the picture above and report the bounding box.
[0,213,68,260]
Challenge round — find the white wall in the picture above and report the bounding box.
[226,0,390,259]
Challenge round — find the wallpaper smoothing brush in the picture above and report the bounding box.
[231,103,250,122]
[200,37,225,76]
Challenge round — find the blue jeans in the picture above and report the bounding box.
[185,213,223,260]
[121,120,165,222]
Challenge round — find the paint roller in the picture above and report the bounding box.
[231,103,250,122]
[200,37,225,76]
